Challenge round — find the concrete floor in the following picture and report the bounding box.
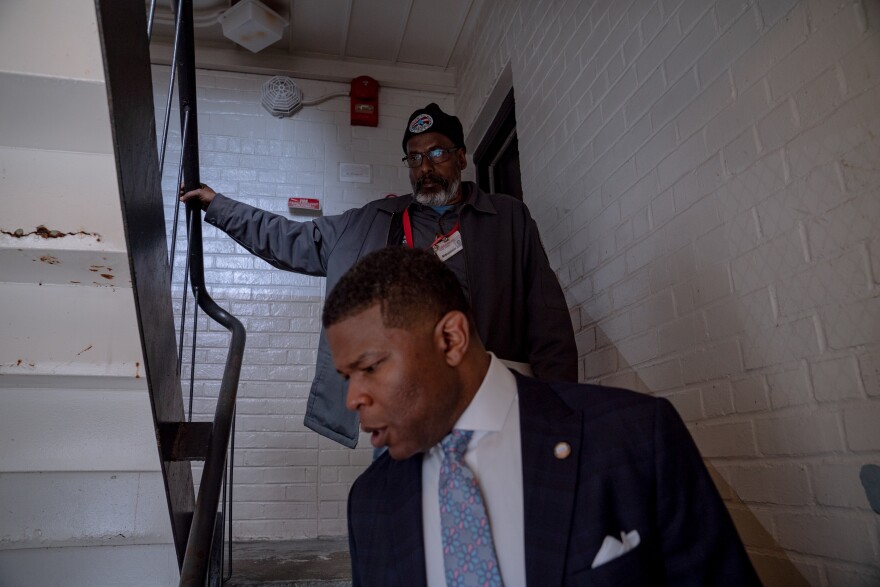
[225,538,352,587]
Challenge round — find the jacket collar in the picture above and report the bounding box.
[459,182,497,215]
[373,193,413,213]
[373,182,497,215]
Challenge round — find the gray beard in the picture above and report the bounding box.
[414,179,460,206]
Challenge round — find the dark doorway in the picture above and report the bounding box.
[473,88,522,201]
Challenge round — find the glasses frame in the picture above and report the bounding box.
[401,146,461,168]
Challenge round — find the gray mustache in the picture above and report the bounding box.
[416,175,449,192]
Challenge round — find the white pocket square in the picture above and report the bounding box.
[591,529,641,569]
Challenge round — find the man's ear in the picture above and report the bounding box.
[456,148,468,171]
[434,311,470,367]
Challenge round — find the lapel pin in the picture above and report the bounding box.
[554,442,571,460]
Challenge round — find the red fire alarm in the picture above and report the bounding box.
[350,76,379,127]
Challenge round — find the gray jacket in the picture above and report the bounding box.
[205,182,577,447]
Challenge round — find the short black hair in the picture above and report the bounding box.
[323,247,471,330]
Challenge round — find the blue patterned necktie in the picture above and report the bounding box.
[439,429,504,587]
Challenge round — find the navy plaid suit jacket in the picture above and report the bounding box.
[347,373,761,586]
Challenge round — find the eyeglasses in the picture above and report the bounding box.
[401,147,461,168]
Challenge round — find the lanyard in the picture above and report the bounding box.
[402,207,460,250]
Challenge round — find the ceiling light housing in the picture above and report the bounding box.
[218,0,287,54]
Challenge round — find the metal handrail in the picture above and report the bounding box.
[178,217,245,584]
[166,1,245,583]
[98,0,244,579]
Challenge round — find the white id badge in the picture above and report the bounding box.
[433,231,464,261]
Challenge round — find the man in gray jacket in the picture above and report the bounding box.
[181,102,577,448]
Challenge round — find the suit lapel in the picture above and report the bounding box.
[516,373,583,587]
[387,454,428,587]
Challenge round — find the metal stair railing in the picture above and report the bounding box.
[157,1,247,584]
[96,1,246,585]
[168,2,246,583]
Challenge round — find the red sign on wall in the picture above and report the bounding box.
[288,197,321,210]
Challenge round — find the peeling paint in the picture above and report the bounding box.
[1,225,102,242]
[135,361,141,379]
[76,345,93,356]
[38,255,60,265]
[100,273,113,280]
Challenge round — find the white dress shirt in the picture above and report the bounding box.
[422,353,526,587]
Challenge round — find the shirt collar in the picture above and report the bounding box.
[453,353,517,433]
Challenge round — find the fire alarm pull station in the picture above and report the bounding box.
[350,76,379,127]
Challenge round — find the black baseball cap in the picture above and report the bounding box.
[402,103,466,154]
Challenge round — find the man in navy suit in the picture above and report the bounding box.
[324,247,760,586]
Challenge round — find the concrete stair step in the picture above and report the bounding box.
[225,539,352,587]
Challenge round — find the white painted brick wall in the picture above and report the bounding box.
[456,0,880,582]
[152,66,453,540]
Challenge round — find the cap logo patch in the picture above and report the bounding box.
[409,113,433,133]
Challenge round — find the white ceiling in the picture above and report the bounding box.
[148,0,479,92]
